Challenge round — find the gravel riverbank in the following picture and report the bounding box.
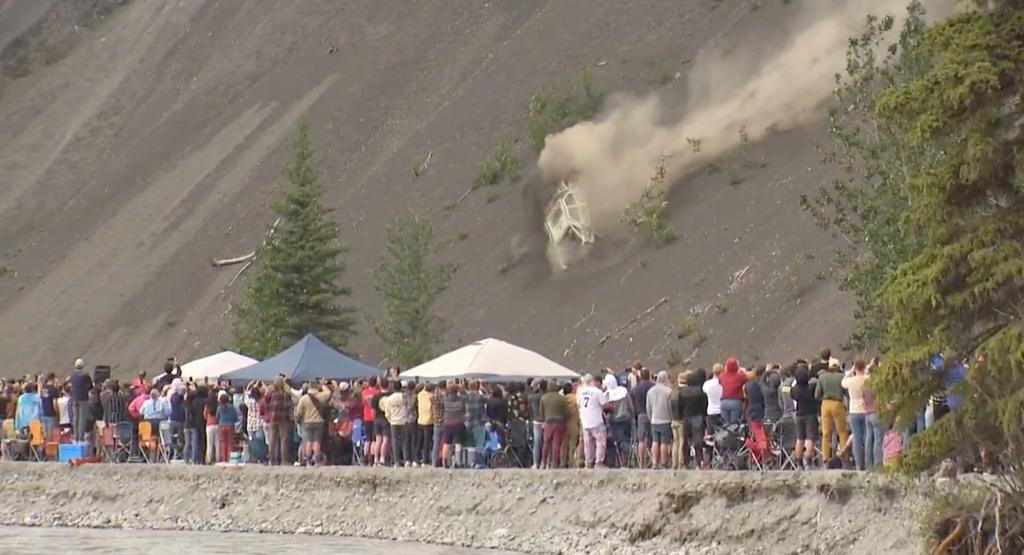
[0,463,926,554]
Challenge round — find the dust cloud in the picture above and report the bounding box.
[537,0,952,237]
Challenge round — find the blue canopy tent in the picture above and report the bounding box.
[220,333,382,382]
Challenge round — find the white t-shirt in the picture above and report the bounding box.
[57,396,71,425]
[576,385,607,429]
[702,377,723,416]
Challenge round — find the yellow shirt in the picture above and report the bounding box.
[416,390,433,426]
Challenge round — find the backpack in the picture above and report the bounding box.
[308,393,332,422]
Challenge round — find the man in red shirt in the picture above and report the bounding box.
[360,376,381,465]
[718,357,747,425]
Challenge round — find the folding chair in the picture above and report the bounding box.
[628,441,652,469]
[44,428,61,460]
[100,426,117,462]
[28,420,44,461]
[1,419,18,461]
[351,421,365,466]
[138,421,159,463]
[744,421,772,471]
[113,422,133,463]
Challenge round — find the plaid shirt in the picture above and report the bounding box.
[431,390,445,426]
[464,392,485,425]
[266,390,293,424]
[100,390,128,424]
[244,396,262,433]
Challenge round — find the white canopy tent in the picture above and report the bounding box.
[400,338,580,382]
[180,351,258,381]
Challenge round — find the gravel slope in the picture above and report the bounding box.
[0,463,924,554]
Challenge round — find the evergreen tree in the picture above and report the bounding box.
[373,213,456,369]
[814,2,1024,472]
[869,5,1024,471]
[233,122,355,358]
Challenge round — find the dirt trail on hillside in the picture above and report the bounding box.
[0,463,926,554]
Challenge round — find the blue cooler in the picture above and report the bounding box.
[58,442,89,463]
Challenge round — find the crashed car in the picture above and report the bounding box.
[543,181,594,269]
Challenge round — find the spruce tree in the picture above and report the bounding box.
[233,121,355,358]
[373,213,456,368]
[814,3,1024,472]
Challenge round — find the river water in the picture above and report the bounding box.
[0,526,517,554]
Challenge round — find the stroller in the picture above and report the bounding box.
[490,418,531,468]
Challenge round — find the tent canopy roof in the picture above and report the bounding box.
[401,338,579,382]
[220,334,382,382]
[180,351,257,381]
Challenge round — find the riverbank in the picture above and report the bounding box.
[0,463,925,554]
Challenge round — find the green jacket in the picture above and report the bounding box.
[815,370,847,402]
[540,391,566,423]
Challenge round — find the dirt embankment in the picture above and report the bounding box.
[0,463,925,554]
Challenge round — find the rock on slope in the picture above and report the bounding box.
[0,0,853,375]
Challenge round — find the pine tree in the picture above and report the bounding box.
[232,121,356,358]
[373,213,456,369]
[868,7,1024,471]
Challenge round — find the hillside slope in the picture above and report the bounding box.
[0,0,855,376]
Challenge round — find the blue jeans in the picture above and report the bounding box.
[431,425,443,467]
[41,416,58,434]
[849,413,867,470]
[609,419,632,467]
[183,428,200,464]
[532,421,543,467]
[720,399,743,425]
[865,413,883,468]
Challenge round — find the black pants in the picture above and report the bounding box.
[402,425,415,465]
[418,424,432,463]
[391,425,405,465]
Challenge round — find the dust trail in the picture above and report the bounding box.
[537,0,953,237]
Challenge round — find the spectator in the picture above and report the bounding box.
[791,365,818,469]
[442,382,466,468]
[604,372,633,467]
[15,383,41,431]
[576,374,608,469]
[57,385,72,432]
[243,385,264,463]
[69,358,93,442]
[679,369,708,469]
[416,383,434,467]
[430,380,446,467]
[669,372,687,470]
[203,391,220,464]
[630,369,654,468]
[539,381,567,469]
[744,366,766,424]
[39,373,59,434]
[842,359,872,471]
[295,381,332,466]
[360,377,381,465]
[266,380,294,466]
[646,371,673,470]
[371,381,392,466]
[815,357,849,464]
[561,382,580,469]
[760,364,783,423]
[811,348,832,376]
[528,379,546,469]
[703,363,724,430]
[718,357,746,425]
[182,387,202,465]
[464,381,486,467]
[215,391,238,463]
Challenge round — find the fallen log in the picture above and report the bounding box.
[597,296,669,347]
[211,217,281,268]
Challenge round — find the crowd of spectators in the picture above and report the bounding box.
[0,348,967,471]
